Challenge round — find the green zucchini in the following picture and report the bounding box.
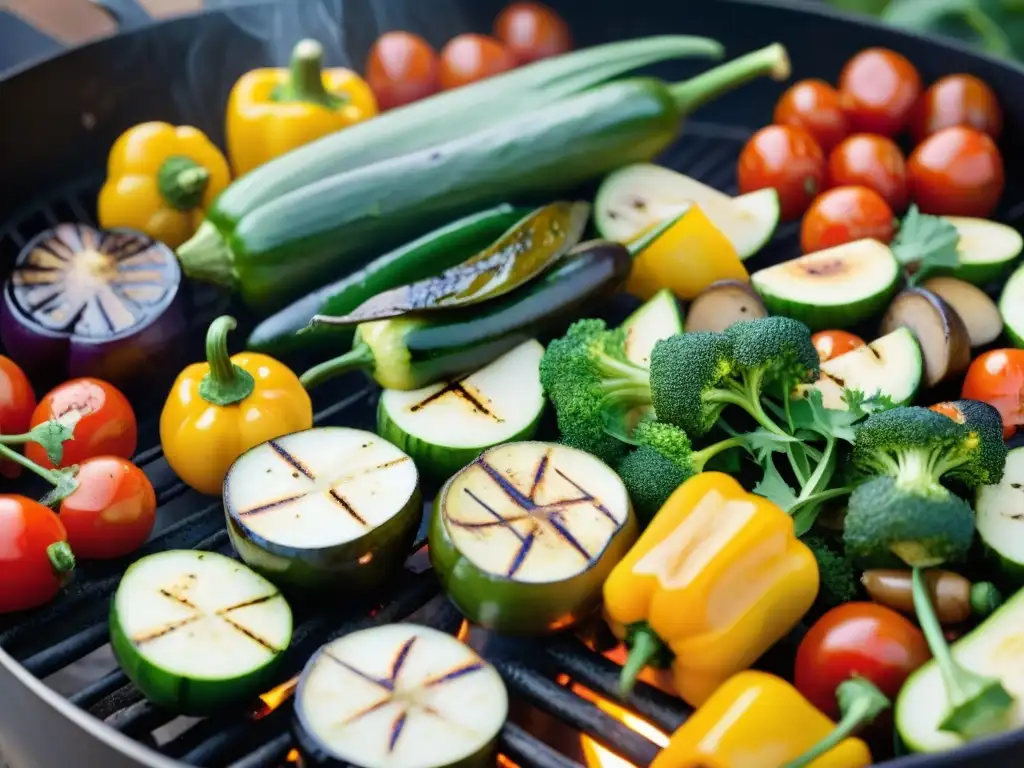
[942,217,1023,286]
[976,446,1024,586]
[293,624,507,768]
[377,339,545,480]
[620,289,684,368]
[206,36,725,233]
[1000,262,1024,348]
[246,204,530,357]
[223,427,420,592]
[179,44,790,311]
[109,550,292,716]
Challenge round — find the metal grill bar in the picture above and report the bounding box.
[228,734,291,768]
[22,621,109,677]
[68,670,128,709]
[501,723,585,768]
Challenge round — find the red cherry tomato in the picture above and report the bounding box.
[738,125,826,221]
[365,31,440,110]
[910,74,1003,144]
[962,349,1024,439]
[838,47,922,137]
[439,34,516,90]
[26,378,137,470]
[0,355,36,479]
[59,456,156,560]
[800,186,895,254]
[795,602,931,719]
[773,79,849,153]
[908,126,1004,218]
[812,330,866,363]
[494,2,571,65]
[827,134,908,211]
[0,495,74,614]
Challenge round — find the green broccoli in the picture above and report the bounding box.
[726,316,821,392]
[615,420,746,523]
[802,534,858,609]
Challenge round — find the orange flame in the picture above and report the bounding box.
[256,677,299,718]
[574,684,669,768]
[286,748,301,764]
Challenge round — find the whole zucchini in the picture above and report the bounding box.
[180,44,789,312]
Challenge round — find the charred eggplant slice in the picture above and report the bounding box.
[0,223,185,387]
[224,427,421,592]
[881,288,972,388]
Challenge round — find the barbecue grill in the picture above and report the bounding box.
[2,0,1024,766]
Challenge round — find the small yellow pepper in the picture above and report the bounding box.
[603,472,818,707]
[226,38,378,177]
[626,204,749,301]
[98,122,231,248]
[160,315,312,495]
[652,671,874,768]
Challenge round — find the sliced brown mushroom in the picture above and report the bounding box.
[684,280,768,333]
[880,288,971,387]
[921,277,1002,348]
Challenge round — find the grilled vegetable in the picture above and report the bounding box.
[224,427,420,592]
[943,216,1022,286]
[377,340,545,480]
[921,277,1002,348]
[226,39,378,177]
[1000,262,1024,348]
[161,316,312,496]
[880,288,971,387]
[861,569,1002,625]
[204,35,726,232]
[976,446,1024,584]
[684,280,767,334]
[621,289,683,368]
[429,441,636,635]
[109,550,293,715]
[751,238,901,330]
[0,224,186,389]
[98,122,231,249]
[179,44,790,311]
[246,205,531,357]
[293,624,507,768]
[0,495,75,614]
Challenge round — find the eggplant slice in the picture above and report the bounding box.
[881,288,972,387]
[685,279,768,333]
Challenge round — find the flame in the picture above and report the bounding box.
[457,619,471,643]
[574,684,669,768]
[256,677,299,717]
[286,748,301,764]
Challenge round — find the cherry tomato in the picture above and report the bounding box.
[0,495,74,614]
[365,32,440,110]
[773,79,849,153]
[838,47,922,137]
[738,125,826,221]
[908,126,1004,218]
[800,186,895,254]
[59,456,156,560]
[0,355,36,479]
[494,2,571,65]
[827,134,908,211]
[26,378,137,470]
[794,602,930,719]
[910,74,1003,144]
[930,401,967,423]
[962,349,1024,439]
[812,330,866,363]
[439,34,516,90]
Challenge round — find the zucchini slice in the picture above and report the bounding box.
[377,340,545,480]
[429,441,637,635]
[109,550,292,715]
[621,289,684,368]
[896,583,1024,753]
[594,163,780,259]
[224,427,420,592]
[294,624,507,768]
[976,446,1024,586]
[750,239,901,330]
[944,216,1023,286]
[800,328,922,410]
[1000,262,1024,348]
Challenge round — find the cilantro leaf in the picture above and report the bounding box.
[753,456,798,511]
[790,387,878,446]
[742,428,800,464]
[891,204,960,286]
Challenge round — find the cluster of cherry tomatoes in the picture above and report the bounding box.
[0,359,155,614]
[737,47,1006,255]
[363,1,571,110]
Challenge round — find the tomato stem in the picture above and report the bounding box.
[46,541,76,581]
[199,315,256,406]
[0,423,76,495]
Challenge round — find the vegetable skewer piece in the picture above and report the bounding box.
[110,550,293,715]
[224,427,420,592]
[294,624,507,768]
[862,569,1002,625]
[430,441,637,635]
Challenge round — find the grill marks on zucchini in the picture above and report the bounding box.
[408,375,502,421]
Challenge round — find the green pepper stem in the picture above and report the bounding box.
[970,582,1003,617]
[782,677,889,768]
[47,541,76,580]
[198,316,256,407]
[299,341,376,390]
[271,39,345,109]
[157,155,210,211]
[618,623,669,696]
[670,43,791,116]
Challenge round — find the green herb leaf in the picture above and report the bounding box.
[26,420,74,466]
[39,468,79,507]
[891,205,961,285]
[743,428,801,464]
[754,456,799,511]
[790,387,878,446]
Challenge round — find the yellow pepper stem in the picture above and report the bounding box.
[271,39,347,110]
[199,315,256,406]
[619,622,672,696]
[157,155,210,211]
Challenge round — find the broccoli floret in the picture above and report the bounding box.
[540,319,651,465]
[935,399,1007,487]
[852,405,1007,495]
[615,420,745,523]
[843,476,975,568]
[803,534,858,609]
[726,316,820,391]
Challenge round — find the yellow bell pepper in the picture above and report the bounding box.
[226,38,378,177]
[626,204,749,301]
[160,315,312,495]
[603,472,818,707]
[651,671,874,768]
[98,122,231,248]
